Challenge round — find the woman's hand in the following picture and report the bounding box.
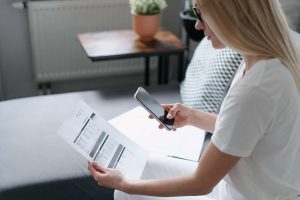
[88,161,126,190]
[163,103,195,130]
[150,103,217,133]
[149,103,195,131]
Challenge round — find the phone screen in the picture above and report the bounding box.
[134,87,174,130]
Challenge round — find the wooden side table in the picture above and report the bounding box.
[77,29,186,85]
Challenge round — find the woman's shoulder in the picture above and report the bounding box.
[230,58,297,105]
[240,58,288,87]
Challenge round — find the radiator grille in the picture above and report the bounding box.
[28,0,155,82]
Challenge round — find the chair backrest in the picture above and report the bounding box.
[180,37,243,113]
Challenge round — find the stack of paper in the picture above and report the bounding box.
[109,106,205,162]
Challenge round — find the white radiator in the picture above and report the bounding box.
[28,0,154,82]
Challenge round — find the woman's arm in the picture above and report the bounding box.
[189,108,217,133]
[88,142,240,197]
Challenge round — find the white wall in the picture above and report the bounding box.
[0,38,3,100]
[0,0,36,100]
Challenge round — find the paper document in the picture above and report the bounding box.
[109,106,205,162]
[58,101,148,179]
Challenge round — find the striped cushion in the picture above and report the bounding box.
[180,37,243,113]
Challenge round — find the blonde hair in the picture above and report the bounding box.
[196,0,300,91]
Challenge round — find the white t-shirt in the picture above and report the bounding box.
[211,33,300,199]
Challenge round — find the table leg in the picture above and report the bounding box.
[38,82,52,95]
[163,55,169,84]
[178,52,185,82]
[158,56,163,84]
[145,56,150,86]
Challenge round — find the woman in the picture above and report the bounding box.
[88,0,300,199]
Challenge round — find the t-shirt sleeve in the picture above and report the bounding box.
[211,85,274,157]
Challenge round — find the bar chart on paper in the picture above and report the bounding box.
[58,101,148,179]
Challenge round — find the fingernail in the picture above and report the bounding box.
[167,114,172,119]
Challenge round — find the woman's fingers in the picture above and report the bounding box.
[88,163,101,180]
[166,103,181,119]
[88,162,107,186]
[158,124,164,129]
[148,103,183,130]
[167,113,173,119]
[149,104,173,120]
[91,162,105,173]
[148,114,154,119]
[161,104,173,111]
[88,162,105,176]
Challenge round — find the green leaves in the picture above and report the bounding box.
[129,0,167,15]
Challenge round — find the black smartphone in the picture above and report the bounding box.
[134,87,174,131]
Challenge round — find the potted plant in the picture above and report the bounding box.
[180,0,204,42]
[129,0,167,42]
